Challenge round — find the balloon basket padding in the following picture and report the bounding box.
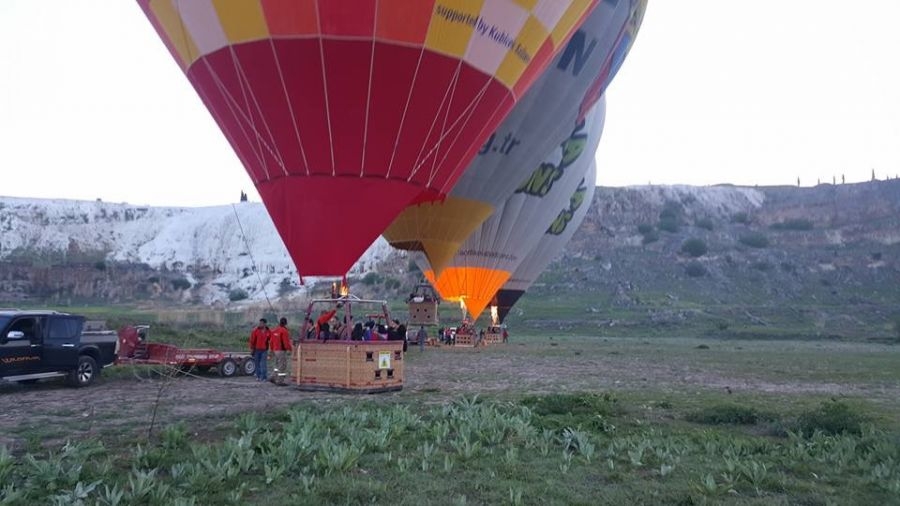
[291,340,404,393]
[453,332,476,347]
[482,332,504,345]
[407,301,439,325]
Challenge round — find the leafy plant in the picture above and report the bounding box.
[795,400,870,436]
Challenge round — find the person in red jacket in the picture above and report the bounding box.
[249,318,270,382]
[269,317,292,385]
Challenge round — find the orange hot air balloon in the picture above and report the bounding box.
[137,0,598,278]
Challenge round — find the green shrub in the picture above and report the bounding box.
[384,278,401,290]
[659,200,682,221]
[686,404,761,425]
[362,272,382,286]
[637,223,654,235]
[795,401,870,436]
[752,261,771,271]
[695,217,714,231]
[228,288,249,302]
[521,392,619,430]
[685,261,706,277]
[658,217,680,233]
[642,230,659,244]
[770,218,814,231]
[739,232,769,248]
[94,261,107,271]
[680,238,708,257]
[731,212,749,224]
[171,277,192,290]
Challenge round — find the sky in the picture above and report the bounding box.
[1,1,899,207]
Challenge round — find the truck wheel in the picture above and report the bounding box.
[68,355,99,387]
[241,358,256,376]
[218,358,238,377]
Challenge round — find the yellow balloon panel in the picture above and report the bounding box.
[383,197,494,275]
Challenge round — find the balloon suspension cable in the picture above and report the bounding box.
[231,204,276,314]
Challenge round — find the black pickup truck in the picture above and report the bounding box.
[0,310,118,387]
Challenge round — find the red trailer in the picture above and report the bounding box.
[116,326,255,377]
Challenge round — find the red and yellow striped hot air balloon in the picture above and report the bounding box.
[137,0,598,278]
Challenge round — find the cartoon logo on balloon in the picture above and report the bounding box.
[546,178,588,235]
[514,120,588,198]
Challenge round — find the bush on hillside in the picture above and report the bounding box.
[739,232,770,248]
[685,261,707,277]
[770,218,814,231]
[228,288,249,301]
[642,230,660,245]
[171,277,192,290]
[362,272,382,285]
[658,217,680,233]
[731,212,750,224]
[695,217,714,231]
[637,223,654,235]
[680,238,708,258]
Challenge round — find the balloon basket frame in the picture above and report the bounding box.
[292,294,404,393]
[291,340,404,393]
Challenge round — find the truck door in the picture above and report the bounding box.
[0,316,43,376]
[43,316,84,370]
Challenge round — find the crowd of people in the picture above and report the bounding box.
[248,310,434,384]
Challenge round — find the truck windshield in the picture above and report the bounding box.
[0,316,11,330]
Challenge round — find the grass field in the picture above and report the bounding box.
[2,328,899,505]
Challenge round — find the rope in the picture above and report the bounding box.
[124,361,269,388]
[231,204,276,314]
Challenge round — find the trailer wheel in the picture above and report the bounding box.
[241,358,256,376]
[218,358,238,377]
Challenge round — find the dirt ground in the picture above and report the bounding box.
[2,336,898,451]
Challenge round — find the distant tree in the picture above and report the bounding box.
[680,238,708,258]
[637,223,654,235]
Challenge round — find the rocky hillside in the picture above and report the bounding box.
[520,179,900,339]
[0,198,397,306]
[2,180,898,340]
